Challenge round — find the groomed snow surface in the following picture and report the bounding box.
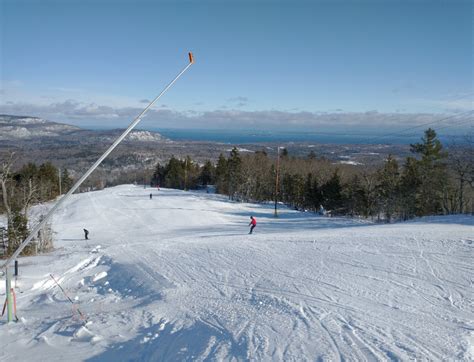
[1,185,473,361]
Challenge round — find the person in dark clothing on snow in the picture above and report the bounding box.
[248,216,257,234]
[83,229,89,240]
[149,193,152,199]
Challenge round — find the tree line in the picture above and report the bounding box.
[150,129,474,221]
[0,155,73,256]
[1,128,472,257]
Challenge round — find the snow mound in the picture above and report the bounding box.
[92,271,107,282]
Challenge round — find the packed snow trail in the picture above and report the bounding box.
[0,185,473,361]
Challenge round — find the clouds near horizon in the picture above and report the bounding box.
[1,99,472,133]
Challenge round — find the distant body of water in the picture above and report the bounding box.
[148,128,463,145]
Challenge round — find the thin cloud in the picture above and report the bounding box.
[227,96,249,107]
[1,99,471,132]
[227,96,249,103]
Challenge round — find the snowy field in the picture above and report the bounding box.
[0,185,473,361]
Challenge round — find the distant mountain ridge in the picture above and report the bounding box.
[0,114,165,142]
[0,114,80,140]
[0,114,409,182]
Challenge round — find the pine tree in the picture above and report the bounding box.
[409,128,448,215]
[345,174,365,217]
[182,156,200,190]
[152,162,166,187]
[227,147,242,200]
[38,162,60,200]
[377,155,400,222]
[7,210,30,255]
[320,170,344,213]
[61,169,73,193]
[399,157,421,220]
[215,154,228,194]
[303,173,313,210]
[200,160,215,186]
[164,156,184,189]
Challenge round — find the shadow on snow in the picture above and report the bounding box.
[87,319,248,362]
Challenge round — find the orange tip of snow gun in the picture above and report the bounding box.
[188,52,195,64]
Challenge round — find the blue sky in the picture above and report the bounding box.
[1,0,472,132]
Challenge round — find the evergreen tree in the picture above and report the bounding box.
[399,157,421,220]
[200,160,215,186]
[15,163,38,183]
[38,162,60,200]
[303,173,313,209]
[7,209,31,255]
[182,156,200,190]
[227,147,242,200]
[410,128,448,215]
[345,175,365,217]
[377,155,400,222]
[61,169,73,193]
[152,162,166,186]
[321,170,344,213]
[215,154,228,194]
[164,157,184,189]
[312,177,323,211]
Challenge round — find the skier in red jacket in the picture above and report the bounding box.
[248,216,257,234]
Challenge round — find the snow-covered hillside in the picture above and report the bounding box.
[0,115,80,140]
[0,185,473,360]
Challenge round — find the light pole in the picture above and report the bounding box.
[58,168,62,195]
[274,146,281,217]
[184,158,188,191]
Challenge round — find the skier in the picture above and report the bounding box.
[319,204,326,216]
[149,193,152,199]
[83,228,89,240]
[248,216,257,234]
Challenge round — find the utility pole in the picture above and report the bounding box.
[58,168,62,195]
[2,52,195,322]
[184,158,188,191]
[274,146,281,217]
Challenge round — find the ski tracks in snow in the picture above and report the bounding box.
[4,185,473,360]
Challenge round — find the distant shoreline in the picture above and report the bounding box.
[81,127,468,145]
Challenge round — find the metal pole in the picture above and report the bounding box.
[184,158,188,191]
[274,146,280,217]
[5,267,13,322]
[2,52,194,270]
[58,168,62,195]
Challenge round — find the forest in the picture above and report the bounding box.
[151,129,474,221]
[1,128,472,258]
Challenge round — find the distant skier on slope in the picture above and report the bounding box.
[248,216,257,234]
[149,193,152,199]
[83,228,89,240]
[319,204,326,216]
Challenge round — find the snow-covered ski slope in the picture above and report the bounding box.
[1,184,473,361]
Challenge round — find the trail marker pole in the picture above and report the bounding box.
[2,52,195,322]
